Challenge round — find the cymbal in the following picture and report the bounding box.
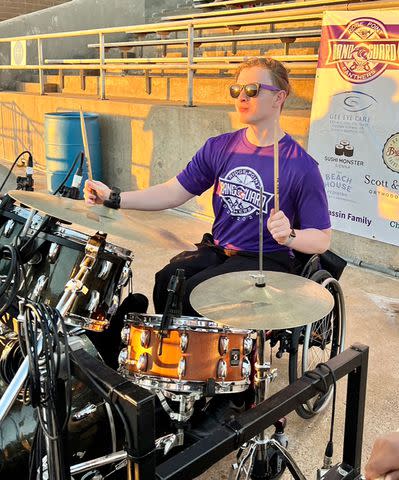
[0,164,17,194]
[190,270,334,330]
[7,190,192,249]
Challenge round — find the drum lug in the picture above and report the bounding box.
[98,260,112,280]
[118,263,132,288]
[138,353,149,372]
[140,330,151,348]
[118,348,128,367]
[178,357,186,379]
[243,336,253,355]
[219,336,229,356]
[242,356,251,379]
[48,242,61,263]
[3,219,15,237]
[180,332,188,353]
[217,359,227,380]
[121,325,131,345]
[87,290,100,313]
[31,274,48,302]
[72,402,98,422]
[107,294,120,316]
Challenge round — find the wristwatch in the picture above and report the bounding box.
[103,186,121,209]
[284,228,296,247]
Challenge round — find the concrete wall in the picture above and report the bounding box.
[0,0,148,88]
[0,0,71,22]
[0,91,397,272]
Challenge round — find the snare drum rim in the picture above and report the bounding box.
[126,313,253,334]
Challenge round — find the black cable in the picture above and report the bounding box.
[304,363,337,467]
[68,346,134,451]
[0,150,32,192]
[0,245,20,316]
[53,151,82,196]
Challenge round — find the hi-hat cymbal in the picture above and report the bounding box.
[0,164,17,194]
[190,270,334,330]
[7,190,192,249]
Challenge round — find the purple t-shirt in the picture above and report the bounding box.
[177,129,331,253]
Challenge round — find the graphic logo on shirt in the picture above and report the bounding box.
[218,167,274,217]
[326,18,399,84]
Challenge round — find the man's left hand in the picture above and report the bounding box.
[267,208,291,245]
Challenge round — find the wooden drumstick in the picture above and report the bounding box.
[274,120,279,212]
[80,106,93,181]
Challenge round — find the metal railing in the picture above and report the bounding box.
[164,0,371,21]
[0,0,398,105]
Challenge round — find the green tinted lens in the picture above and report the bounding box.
[230,84,242,98]
[244,84,259,97]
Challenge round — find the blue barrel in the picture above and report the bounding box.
[44,112,102,196]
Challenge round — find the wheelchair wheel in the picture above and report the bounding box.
[288,270,346,419]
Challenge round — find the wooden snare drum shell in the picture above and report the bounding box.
[126,326,248,382]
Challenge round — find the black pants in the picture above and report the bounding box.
[153,235,293,316]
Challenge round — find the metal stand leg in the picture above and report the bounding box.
[230,331,291,480]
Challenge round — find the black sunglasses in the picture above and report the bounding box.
[230,82,281,99]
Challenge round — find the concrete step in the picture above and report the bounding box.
[16,81,59,94]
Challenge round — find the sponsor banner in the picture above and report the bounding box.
[308,11,399,246]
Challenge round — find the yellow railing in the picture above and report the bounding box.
[0,0,398,105]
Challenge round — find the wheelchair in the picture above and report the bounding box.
[269,250,347,419]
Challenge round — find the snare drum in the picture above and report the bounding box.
[0,204,132,331]
[119,313,254,394]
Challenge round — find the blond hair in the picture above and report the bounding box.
[235,57,291,98]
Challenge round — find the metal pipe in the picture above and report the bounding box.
[70,451,127,475]
[37,38,44,95]
[0,0,397,43]
[187,24,195,107]
[99,32,106,100]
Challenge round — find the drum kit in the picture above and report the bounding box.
[0,187,335,479]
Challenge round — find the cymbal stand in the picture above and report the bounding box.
[230,331,308,480]
[0,232,105,479]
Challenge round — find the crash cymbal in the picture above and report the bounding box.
[190,270,334,330]
[0,164,17,195]
[7,190,192,249]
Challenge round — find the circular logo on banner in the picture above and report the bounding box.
[382,133,399,173]
[331,18,393,84]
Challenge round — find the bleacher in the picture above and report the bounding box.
[1,0,397,106]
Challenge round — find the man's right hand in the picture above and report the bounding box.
[84,179,111,205]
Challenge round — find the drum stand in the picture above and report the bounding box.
[230,330,306,480]
[155,389,202,454]
[0,232,105,480]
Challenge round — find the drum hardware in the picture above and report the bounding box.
[4,218,15,237]
[49,242,61,263]
[98,260,112,279]
[156,432,184,456]
[180,332,188,352]
[31,274,48,302]
[107,294,120,316]
[118,263,132,289]
[69,450,128,477]
[87,290,101,313]
[0,231,105,425]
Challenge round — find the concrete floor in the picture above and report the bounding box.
[1,162,399,479]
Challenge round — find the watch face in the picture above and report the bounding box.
[290,228,296,238]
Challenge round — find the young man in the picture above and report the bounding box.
[84,57,331,316]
